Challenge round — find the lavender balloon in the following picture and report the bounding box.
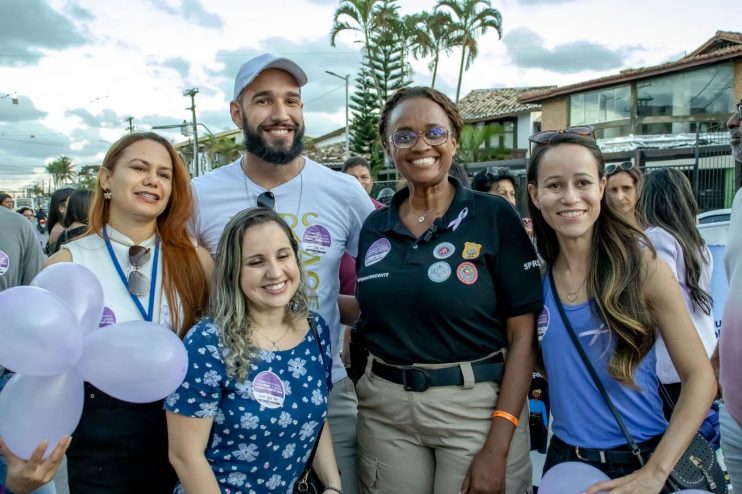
[31,262,105,333]
[0,286,84,375]
[0,369,84,459]
[539,461,610,494]
[76,320,188,403]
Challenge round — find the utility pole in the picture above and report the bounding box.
[124,116,135,133]
[325,71,350,161]
[183,88,199,177]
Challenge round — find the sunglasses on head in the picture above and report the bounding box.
[127,245,151,297]
[528,126,595,153]
[605,161,635,176]
[257,191,276,210]
[389,127,451,149]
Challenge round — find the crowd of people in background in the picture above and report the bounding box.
[0,52,741,494]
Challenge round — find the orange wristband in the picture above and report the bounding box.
[492,410,519,427]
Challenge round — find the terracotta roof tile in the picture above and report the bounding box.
[457,87,553,122]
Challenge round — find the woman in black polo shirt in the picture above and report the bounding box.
[354,87,544,494]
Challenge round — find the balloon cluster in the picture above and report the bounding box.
[0,263,188,459]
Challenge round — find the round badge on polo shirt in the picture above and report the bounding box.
[365,238,391,267]
[0,250,9,276]
[433,242,455,260]
[302,225,332,256]
[456,262,478,285]
[252,371,286,409]
[428,261,451,283]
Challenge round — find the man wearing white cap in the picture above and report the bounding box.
[189,53,374,493]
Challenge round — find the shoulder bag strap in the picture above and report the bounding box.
[302,315,326,471]
[548,271,645,464]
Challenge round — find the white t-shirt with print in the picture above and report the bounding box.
[191,157,375,382]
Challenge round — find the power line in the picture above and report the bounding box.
[304,84,346,106]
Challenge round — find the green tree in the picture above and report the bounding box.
[204,135,242,169]
[456,123,505,163]
[78,165,100,190]
[46,155,76,188]
[411,11,456,88]
[330,0,389,109]
[349,65,382,168]
[435,0,503,102]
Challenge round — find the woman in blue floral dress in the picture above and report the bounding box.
[166,208,343,494]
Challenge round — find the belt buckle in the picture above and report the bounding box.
[402,367,431,392]
[576,446,607,464]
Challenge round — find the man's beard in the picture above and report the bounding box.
[242,115,304,165]
[732,140,742,163]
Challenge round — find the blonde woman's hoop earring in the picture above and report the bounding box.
[104,188,112,200]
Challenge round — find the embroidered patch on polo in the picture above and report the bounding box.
[456,262,478,285]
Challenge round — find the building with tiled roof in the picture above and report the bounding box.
[457,86,554,159]
[517,30,742,210]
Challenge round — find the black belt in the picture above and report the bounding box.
[552,435,660,465]
[371,353,504,392]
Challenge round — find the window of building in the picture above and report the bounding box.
[488,120,516,150]
[570,86,631,125]
[636,64,733,117]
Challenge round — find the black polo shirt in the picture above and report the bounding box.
[356,177,544,365]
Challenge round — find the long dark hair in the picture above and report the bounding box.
[527,134,656,385]
[48,187,74,234]
[64,189,93,227]
[637,168,712,314]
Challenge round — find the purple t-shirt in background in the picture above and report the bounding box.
[721,189,742,426]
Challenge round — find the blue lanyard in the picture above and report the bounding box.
[102,228,159,322]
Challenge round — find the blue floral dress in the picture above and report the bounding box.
[165,313,333,494]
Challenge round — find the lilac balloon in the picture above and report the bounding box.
[539,461,610,494]
[76,320,188,403]
[0,369,84,459]
[31,262,104,334]
[0,286,84,375]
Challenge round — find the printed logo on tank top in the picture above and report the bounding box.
[537,306,550,341]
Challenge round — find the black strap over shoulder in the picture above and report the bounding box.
[547,271,645,464]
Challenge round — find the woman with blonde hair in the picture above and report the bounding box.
[166,208,342,494]
[46,131,212,493]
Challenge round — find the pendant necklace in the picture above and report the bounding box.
[565,278,586,303]
[254,325,292,351]
[408,196,437,223]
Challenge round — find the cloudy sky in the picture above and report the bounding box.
[0,0,736,191]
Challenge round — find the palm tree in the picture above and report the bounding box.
[45,156,76,188]
[435,0,503,102]
[410,11,455,88]
[330,0,389,109]
[204,135,242,170]
[456,123,504,163]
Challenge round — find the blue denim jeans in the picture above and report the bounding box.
[720,403,742,493]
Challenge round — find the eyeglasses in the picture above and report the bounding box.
[127,245,151,296]
[528,126,595,153]
[257,191,276,210]
[605,161,635,176]
[389,127,451,149]
[736,102,742,118]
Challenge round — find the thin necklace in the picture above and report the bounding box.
[253,325,292,351]
[242,157,304,219]
[408,196,437,223]
[565,277,586,303]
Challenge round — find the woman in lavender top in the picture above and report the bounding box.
[637,168,717,417]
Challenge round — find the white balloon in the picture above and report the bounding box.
[0,286,84,375]
[75,320,188,403]
[32,262,105,334]
[0,369,84,459]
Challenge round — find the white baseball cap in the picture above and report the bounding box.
[233,53,308,101]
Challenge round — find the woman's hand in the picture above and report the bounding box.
[584,464,667,494]
[459,449,507,494]
[1,436,71,494]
